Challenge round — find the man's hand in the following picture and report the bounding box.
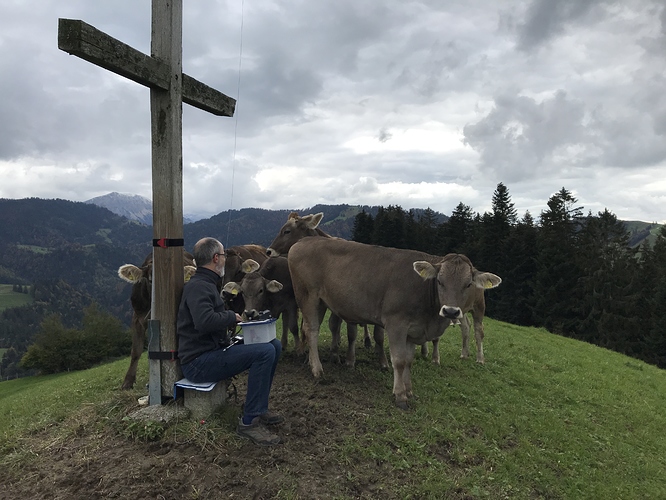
[235,313,243,323]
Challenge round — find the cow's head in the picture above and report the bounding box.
[222,259,283,320]
[413,254,501,320]
[118,252,196,312]
[223,247,247,284]
[267,212,325,257]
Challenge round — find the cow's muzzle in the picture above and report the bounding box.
[243,309,273,321]
[439,306,462,320]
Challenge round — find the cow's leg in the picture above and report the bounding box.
[302,302,326,377]
[460,314,471,360]
[403,341,417,399]
[420,343,429,359]
[296,315,308,356]
[431,338,440,365]
[121,314,145,390]
[280,313,289,350]
[471,311,485,364]
[328,313,342,364]
[387,328,411,409]
[345,323,358,367]
[286,307,301,353]
[373,325,389,370]
[363,324,372,349]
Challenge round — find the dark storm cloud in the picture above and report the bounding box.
[516,0,607,50]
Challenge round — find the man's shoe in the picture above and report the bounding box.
[236,417,280,446]
[259,411,284,425]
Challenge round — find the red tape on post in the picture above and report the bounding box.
[153,238,185,248]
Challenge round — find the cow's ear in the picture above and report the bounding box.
[303,212,324,229]
[413,261,437,280]
[241,259,260,274]
[222,282,241,296]
[118,264,143,283]
[183,266,196,282]
[266,280,283,293]
[474,272,502,289]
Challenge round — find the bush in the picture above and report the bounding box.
[20,304,131,374]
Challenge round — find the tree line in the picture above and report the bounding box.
[352,184,666,369]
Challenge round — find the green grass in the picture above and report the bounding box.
[0,284,33,312]
[15,244,50,254]
[337,320,666,498]
[1,318,665,498]
[0,358,139,443]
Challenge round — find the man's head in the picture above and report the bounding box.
[193,237,226,277]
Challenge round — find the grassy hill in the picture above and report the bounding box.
[0,284,32,312]
[1,318,664,498]
[624,220,664,248]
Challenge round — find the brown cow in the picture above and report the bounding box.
[222,244,269,314]
[223,244,269,285]
[286,238,501,408]
[117,252,196,390]
[268,212,387,369]
[223,257,302,351]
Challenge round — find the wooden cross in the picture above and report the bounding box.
[58,1,235,405]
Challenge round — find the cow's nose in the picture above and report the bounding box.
[244,309,260,320]
[266,248,277,257]
[439,306,462,319]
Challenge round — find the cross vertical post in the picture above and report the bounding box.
[150,0,184,402]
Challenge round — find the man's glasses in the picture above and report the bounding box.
[215,251,227,258]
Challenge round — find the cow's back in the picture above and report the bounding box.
[289,238,442,336]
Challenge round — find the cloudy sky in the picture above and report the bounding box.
[1,0,665,223]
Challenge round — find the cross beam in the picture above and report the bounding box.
[58,18,235,117]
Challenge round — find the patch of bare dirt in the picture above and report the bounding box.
[0,350,411,500]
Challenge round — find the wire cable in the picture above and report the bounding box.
[225,0,245,248]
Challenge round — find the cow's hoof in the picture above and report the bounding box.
[395,400,409,410]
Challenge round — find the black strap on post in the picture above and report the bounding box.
[148,350,178,361]
[153,238,185,248]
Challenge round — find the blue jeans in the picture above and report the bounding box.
[181,339,282,419]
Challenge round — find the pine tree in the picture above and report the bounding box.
[642,226,666,367]
[372,205,407,248]
[576,209,640,354]
[500,211,539,325]
[415,208,441,254]
[441,202,476,255]
[533,188,583,334]
[352,210,374,243]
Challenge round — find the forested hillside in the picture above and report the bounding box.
[0,193,663,380]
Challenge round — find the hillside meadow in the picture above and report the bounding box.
[0,318,665,499]
[0,284,32,312]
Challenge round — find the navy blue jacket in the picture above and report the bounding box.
[177,267,238,365]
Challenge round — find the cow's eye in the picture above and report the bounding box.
[283,229,290,235]
[466,282,473,288]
